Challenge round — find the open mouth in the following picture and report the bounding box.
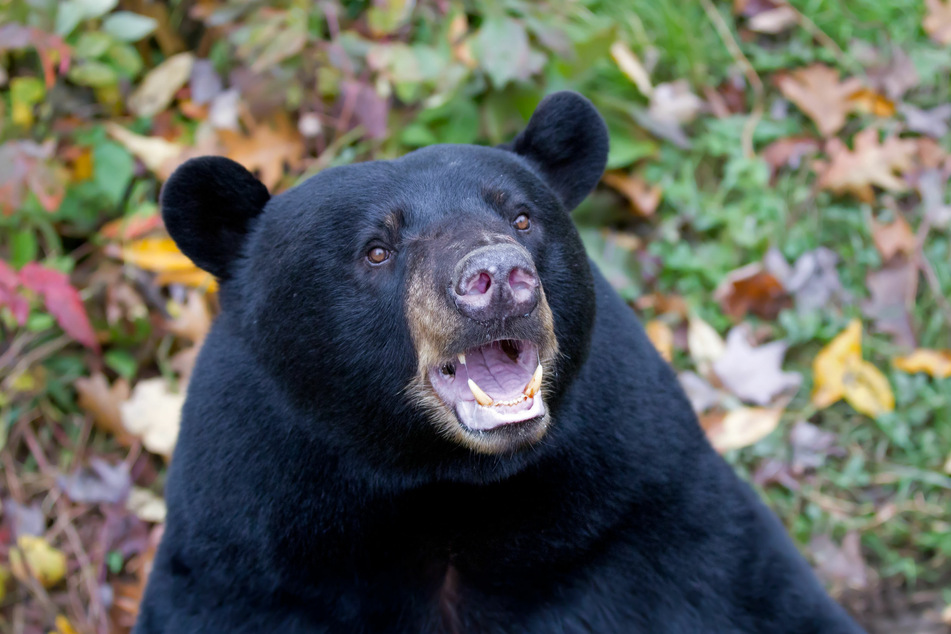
[428,339,545,432]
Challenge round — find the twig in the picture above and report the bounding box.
[1,336,71,392]
[698,0,763,158]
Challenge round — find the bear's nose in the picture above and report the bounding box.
[452,244,539,322]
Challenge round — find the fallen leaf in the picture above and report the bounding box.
[219,112,304,190]
[0,140,66,215]
[714,262,791,320]
[862,259,918,348]
[75,373,135,445]
[859,45,919,100]
[767,247,849,314]
[106,123,183,180]
[687,314,726,379]
[57,458,131,505]
[648,80,704,126]
[894,349,951,379]
[473,17,546,88]
[815,129,916,203]
[129,52,194,118]
[870,215,916,261]
[761,136,821,176]
[747,5,797,33]
[120,236,204,277]
[610,41,652,96]
[706,406,784,453]
[99,211,163,241]
[1,498,44,538]
[924,0,951,45]
[846,88,895,118]
[777,64,864,136]
[601,170,662,217]
[165,291,212,343]
[812,319,895,416]
[919,170,951,229]
[790,420,841,473]
[119,377,183,459]
[900,103,951,138]
[17,263,99,351]
[340,80,389,140]
[810,532,869,594]
[713,325,802,406]
[678,371,722,414]
[50,615,79,634]
[189,58,222,105]
[9,535,66,589]
[646,320,673,362]
[126,487,167,523]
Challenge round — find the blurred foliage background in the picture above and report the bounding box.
[2,0,951,632]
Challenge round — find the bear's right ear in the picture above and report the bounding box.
[161,156,270,280]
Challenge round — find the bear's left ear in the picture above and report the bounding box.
[502,91,609,211]
[160,156,270,280]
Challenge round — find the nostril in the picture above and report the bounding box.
[464,272,492,296]
[508,268,538,297]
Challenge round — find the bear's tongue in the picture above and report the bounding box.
[429,340,545,431]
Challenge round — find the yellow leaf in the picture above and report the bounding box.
[120,377,184,459]
[154,269,218,291]
[106,123,183,180]
[129,52,195,118]
[842,358,895,417]
[894,349,951,379]
[687,314,725,379]
[645,319,673,362]
[610,41,653,96]
[72,148,94,182]
[812,319,861,409]
[0,564,10,602]
[706,406,784,453]
[9,535,67,589]
[50,615,79,634]
[122,237,197,273]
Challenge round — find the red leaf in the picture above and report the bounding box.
[18,262,99,351]
[0,259,29,325]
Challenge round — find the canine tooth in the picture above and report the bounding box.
[458,353,466,365]
[468,379,493,406]
[524,363,543,397]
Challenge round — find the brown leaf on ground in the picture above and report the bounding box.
[165,291,212,344]
[810,532,870,595]
[645,320,674,362]
[924,0,951,45]
[790,421,842,474]
[129,52,194,118]
[106,124,184,181]
[762,136,821,176]
[814,129,916,203]
[863,259,918,348]
[713,324,802,406]
[900,104,951,138]
[871,215,916,262]
[714,262,791,320]
[634,293,689,318]
[777,64,864,136]
[648,80,704,126]
[765,247,850,314]
[601,170,662,217]
[75,374,135,446]
[687,314,726,380]
[219,113,304,189]
[860,45,919,100]
[678,371,722,415]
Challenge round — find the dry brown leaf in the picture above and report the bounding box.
[777,64,864,136]
[645,320,674,362]
[713,325,801,406]
[815,129,916,203]
[924,0,951,45]
[129,52,194,117]
[761,136,821,175]
[119,378,184,459]
[75,373,135,447]
[893,349,951,379]
[106,123,184,180]
[648,80,703,126]
[846,88,896,118]
[601,170,662,217]
[863,258,918,348]
[870,215,916,261]
[687,314,725,380]
[126,487,167,523]
[748,6,797,33]
[706,406,784,453]
[219,113,304,190]
[166,291,212,344]
[714,262,791,320]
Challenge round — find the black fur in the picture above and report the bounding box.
[136,92,863,633]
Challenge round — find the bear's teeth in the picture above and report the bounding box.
[524,364,543,397]
[468,379,493,406]
[458,353,466,365]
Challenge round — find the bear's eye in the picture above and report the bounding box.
[513,214,531,231]
[366,247,390,265]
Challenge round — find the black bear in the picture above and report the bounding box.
[135,92,864,633]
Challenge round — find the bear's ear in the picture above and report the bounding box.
[160,156,270,280]
[502,91,609,211]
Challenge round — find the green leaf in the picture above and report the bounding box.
[10,230,38,269]
[93,141,134,206]
[76,32,114,60]
[106,550,124,574]
[75,0,119,19]
[55,1,85,36]
[606,136,657,169]
[474,18,546,88]
[104,349,137,379]
[103,12,157,42]
[68,61,118,87]
[107,42,144,77]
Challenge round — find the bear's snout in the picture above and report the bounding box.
[452,244,539,322]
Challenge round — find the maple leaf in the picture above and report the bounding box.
[862,259,918,348]
[777,64,864,136]
[17,263,99,351]
[870,215,916,262]
[219,113,304,190]
[713,325,802,406]
[815,129,916,203]
[713,262,791,320]
[924,0,951,45]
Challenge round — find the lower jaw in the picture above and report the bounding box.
[455,396,547,432]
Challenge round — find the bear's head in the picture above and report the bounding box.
[162,92,608,477]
